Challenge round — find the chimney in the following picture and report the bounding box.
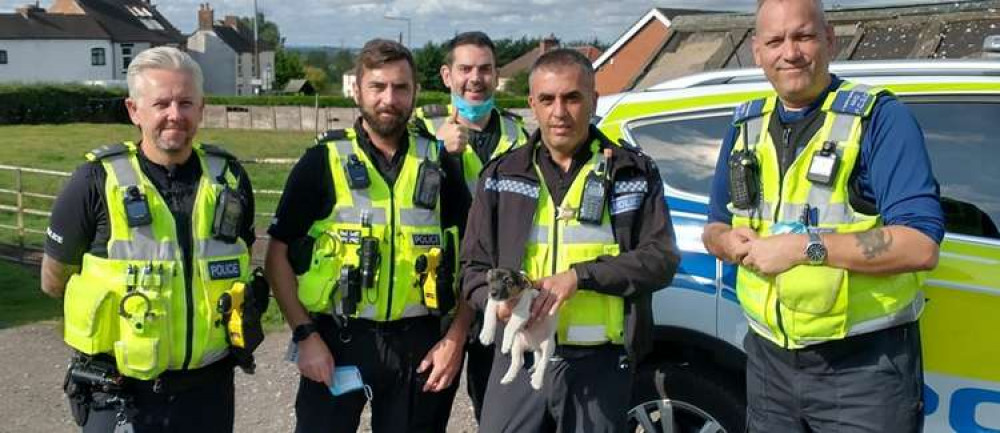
[198,3,214,31]
[16,2,45,18]
[224,15,239,30]
[540,33,560,53]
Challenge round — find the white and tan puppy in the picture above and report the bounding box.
[480,269,558,390]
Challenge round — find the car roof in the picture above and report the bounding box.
[647,59,1000,90]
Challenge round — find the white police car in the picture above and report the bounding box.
[596,60,1000,433]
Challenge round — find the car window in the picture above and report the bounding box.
[626,111,731,197]
[909,101,1000,239]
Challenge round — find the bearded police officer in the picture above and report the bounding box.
[461,48,679,432]
[264,39,471,433]
[42,46,257,433]
[413,31,529,423]
[701,1,944,431]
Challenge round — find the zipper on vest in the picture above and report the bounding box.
[551,208,560,276]
[182,255,194,369]
[773,126,792,349]
[385,190,396,321]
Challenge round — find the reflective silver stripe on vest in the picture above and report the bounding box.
[356,304,376,320]
[565,325,608,343]
[775,202,857,226]
[466,179,478,194]
[108,237,179,260]
[107,153,138,186]
[484,177,540,199]
[196,348,230,368]
[528,225,549,243]
[332,140,384,223]
[415,135,433,160]
[197,239,248,257]
[745,117,765,151]
[429,116,446,132]
[332,208,388,225]
[401,304,431,318]
[400,208,438,227]
[203,154,227,184]
[562,224,616,244]
[499,115,519,148]
[842,295,922,338]
[730,201,775,221]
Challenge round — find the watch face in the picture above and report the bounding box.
[807,243,827,264]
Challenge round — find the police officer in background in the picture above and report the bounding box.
[413,30,529,423]
[41,46,257,432]
[461,48,679,432]
[702,0,943,431]
[264,39,471,432]
[414,31,529,196]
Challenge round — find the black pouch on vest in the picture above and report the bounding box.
[413,160,442,210]
[212,185,243,243]
[728,150,760,210]
[577,171,608,225]
[340,265,361,316]
[345,154,370,190]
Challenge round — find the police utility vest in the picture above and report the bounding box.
[297,129,458,321]
[730,82,923,349]
[415,104,528,193]
[63,142,250,380]
[495,139,632,346]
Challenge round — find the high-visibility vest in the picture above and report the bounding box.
[730,82,924,349]
[504,138,626,345]
[297,129,457,321]
[414,104,528,193]
[62,142,250,379]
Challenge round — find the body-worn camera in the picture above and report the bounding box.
[123,185,152,227]
[806,141,840,186]
[413,160,442,210]
[212,185,243,243]
[578,151,611,225]
[728,149,761,210]
[345,154,370,190]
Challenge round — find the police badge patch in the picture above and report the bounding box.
[411,233,441,247]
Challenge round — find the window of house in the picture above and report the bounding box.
[0,50,7,65]
[121,44,134,75]
[91,48,106,66]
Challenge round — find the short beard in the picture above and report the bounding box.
[361,106,409,138]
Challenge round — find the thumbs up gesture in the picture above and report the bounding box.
[437,108,469,155]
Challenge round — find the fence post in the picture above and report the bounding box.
[14,168,25,263]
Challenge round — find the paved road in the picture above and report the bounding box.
[0,322,478,433]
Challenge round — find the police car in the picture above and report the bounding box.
[595,60,1000,433]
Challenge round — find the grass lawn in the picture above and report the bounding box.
[0,261,60,328]
[0,123,315,248]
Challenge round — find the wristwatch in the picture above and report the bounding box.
[805,231,828,265]
[292,322,318,343]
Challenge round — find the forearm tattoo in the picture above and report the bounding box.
[855,229,893,260]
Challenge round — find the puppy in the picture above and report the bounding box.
[479,268,558,390]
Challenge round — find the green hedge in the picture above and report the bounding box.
[0,85,528,125]
[0,84,129,125]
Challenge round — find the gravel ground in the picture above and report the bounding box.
[0,322,477,433]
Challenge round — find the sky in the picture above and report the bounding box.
[0,0,958,48]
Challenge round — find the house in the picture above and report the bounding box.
[0,0,184,84]
[342,72,356,98]
[283,78,315,95]
[496,35,603,92]
[187,3,276,95]
[627,0,1000,90]
[593,7,719,94]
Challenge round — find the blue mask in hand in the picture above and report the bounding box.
[451,93,495,123]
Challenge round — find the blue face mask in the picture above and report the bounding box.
[451,93,495,123]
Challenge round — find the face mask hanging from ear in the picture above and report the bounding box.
[451,93,495,123]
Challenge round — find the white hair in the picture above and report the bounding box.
[126,46,204,100]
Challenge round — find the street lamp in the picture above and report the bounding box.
[383,14,411,48]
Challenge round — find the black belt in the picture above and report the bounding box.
[124,355,234,395]
[314,313,438,335]
[553,342,624,359]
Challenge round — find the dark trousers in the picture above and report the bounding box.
[745,321,924,433]
[478,329,632,433]
[294,315,456,433]
[466,339,494,422]
[81,359,235,433]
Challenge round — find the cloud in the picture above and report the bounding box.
[0,0,954,47]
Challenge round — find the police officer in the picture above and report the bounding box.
[264,39,471,433]
[413,31,529,423]
[701,1,944,431]
[461,48,679,432]
[414,31,529,195]
[41,46,257,433]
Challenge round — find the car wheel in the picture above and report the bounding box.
[628,362,745,433]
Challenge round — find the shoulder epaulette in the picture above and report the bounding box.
[731,98,768,125]
[830,89,879,117]
[315,129,347,145]
[85,143,129,161]
[499,108,523,121]
[200,143,237,160]
[420,104,450,118]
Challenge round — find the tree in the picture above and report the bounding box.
[274,49,304,90]
[506,70,530,96]
[304,66,330,94]
[414,41,446,92]
[238,13,283,50]
[328,49,355,80]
